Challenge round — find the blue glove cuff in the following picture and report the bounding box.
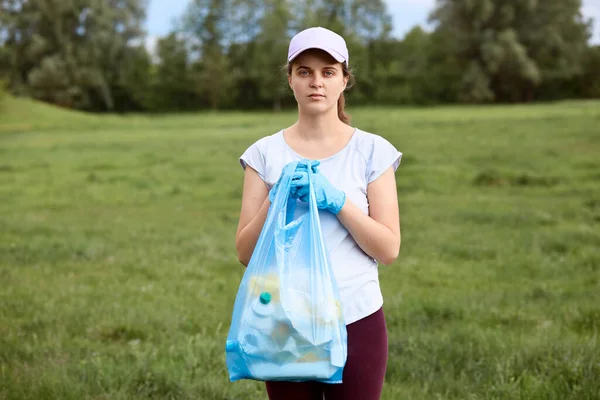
[329,191,346,215]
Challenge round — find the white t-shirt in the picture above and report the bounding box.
[239,128,402,325]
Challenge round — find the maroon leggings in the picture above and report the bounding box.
[265,307,388,400]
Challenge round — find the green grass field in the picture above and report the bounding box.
[1,96,600,399]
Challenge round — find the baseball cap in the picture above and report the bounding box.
[287,27,349,65]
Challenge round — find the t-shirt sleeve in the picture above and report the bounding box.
[367,136,403,184]
[239,138,266,181]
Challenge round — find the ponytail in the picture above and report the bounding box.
[338,63,355,125]
[337,93,350,125]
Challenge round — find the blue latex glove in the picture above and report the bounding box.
[291,161,346,215]
[268,160,314,203]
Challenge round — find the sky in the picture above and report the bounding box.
[144,0,600,53]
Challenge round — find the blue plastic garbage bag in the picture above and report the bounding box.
[226,161,347,384]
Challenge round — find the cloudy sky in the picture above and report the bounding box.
[144,0,600,51]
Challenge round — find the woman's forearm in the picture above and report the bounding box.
[336,199,401,265]
[235,197,271,266]
[236,195,400,266]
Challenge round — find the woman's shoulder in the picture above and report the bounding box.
[244,130,284,152]
[351,128,400,156]
[350,128,402,181]
[239,130,284,173]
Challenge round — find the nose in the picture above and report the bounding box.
[310,74,323,88]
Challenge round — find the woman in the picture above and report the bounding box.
[235,26,402,400]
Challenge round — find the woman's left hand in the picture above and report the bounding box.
[291,160,346,215]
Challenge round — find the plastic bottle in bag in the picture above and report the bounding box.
[243,292,276,350]
[254,292,275,319]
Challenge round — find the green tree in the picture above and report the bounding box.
[372,27,428,104]
[253,0,292,111]
[0,76,7,109]
[0,0,147,111]
[79,0,148,110]
[114,44,153,112]
[579,45,600,98]
[369,26,461,105]
[183,0,236,110]
[349,0,393,105]
[429,0,590,102]
[152,33,198,111]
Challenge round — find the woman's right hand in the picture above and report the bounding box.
[268,160,319,203]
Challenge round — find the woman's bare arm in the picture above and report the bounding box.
[336,167,401,265]
[235,167,271,266]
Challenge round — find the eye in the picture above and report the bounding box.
[324,70,335,77]
[298,70,309,76]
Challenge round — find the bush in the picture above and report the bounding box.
[0,78,6,109]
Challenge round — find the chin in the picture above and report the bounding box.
[300,101,334,114]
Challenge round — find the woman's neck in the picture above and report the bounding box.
[283,108,355,160]
[293,108,349,142]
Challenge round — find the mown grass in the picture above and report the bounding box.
[1,97,599,399]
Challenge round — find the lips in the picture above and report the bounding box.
[309,94,325,98]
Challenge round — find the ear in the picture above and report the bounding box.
[342,75,349,90]
[288,74,293,89]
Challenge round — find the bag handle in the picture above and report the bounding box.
[268,161,299,224]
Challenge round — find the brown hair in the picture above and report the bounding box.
[287,61,356,125]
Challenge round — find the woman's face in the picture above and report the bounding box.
[288,49,348,116]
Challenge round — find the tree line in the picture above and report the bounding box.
[0,0,598,113]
